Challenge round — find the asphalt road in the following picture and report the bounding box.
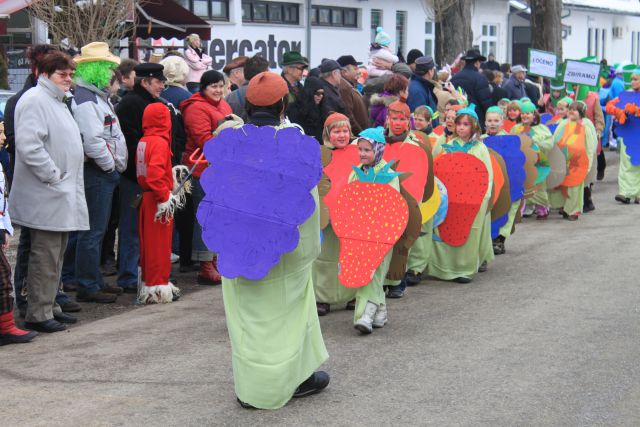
[2,152,639,427]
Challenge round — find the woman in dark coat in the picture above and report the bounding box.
[293,76,325,143]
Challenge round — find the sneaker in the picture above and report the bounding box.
[316,303,330,316]
[386,280,406,299]
[372,304,387,328]
[171,253,180,264]
[76,291,117,303]
[354,302,377,334]
[615,195,631,204]
[293,371,330,398]
[404,271,422,286]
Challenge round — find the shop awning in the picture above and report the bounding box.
[133,0,211,40]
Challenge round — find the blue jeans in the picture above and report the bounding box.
[191,178,213,262]
[14,226,71,311]
[61,231,77,284]
[75,166,120,295]
[117,176,141,288]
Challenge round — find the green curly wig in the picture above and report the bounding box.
[75,61,117,90]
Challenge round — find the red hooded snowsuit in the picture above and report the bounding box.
[136,103,173,286]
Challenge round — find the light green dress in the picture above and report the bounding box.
[548,119,598,214]
[511,123,553,208]
[427,137,493,281]
[618,140,640,199]
[313,225,357,305]
[348,160,399,321]
[222,188,329,410]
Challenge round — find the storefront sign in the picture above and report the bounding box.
[527,49,558,78]
[208,34,302,70]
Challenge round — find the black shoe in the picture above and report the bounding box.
[453,277,472,284]
[560,210,569,219]
[566,214,579,221]
[316,303,330,316]
[60,301,82,313]
[170,277,178,285]
[386,280,406,299]
[0,330,38,345]
[24,319,66,333]
[583,202,595,213]
[293,371,330,398]
[102,285,123,295]
[62,282,77,292]
[345,299,356,310]
[53,312,77,324]
[597,170,604,181]
[76,291,117,303]
[404,271,422,287]
[615,195,631,204]
[478,261,488,273]
[122,286,138,294]
[236,397,257,410]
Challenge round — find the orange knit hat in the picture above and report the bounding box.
[388,100,411,117]
[324,112,350,129]
[246,71,289,106]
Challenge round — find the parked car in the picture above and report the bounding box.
[0,90,17,120]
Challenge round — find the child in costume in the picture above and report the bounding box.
[539,78,567,115]
[313,113,358,316]
[201,72,329,409]
[0,121,38,346]
[135,103,182,304]
[608,69,640,204]
[413,105,437,136]
[427,105,493,283]
[433,100,465,156]
[498,98,511,116]
[510,99,553,219]
[549,101,597,221]
[348,127,400,333]
[483,107,519,255]
[504,101,521,133]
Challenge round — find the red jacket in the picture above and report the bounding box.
[136,103,173,203]
[180,92,232,178]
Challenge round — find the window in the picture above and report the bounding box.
[179,0,228,20]
[242,1,299,24]
[371,9,382,42]
[588,27,606,58]
[632,31,640,63]
[396,10,407,55]
[424,20,435,57]
[312,6,358,28]
[480,24,498,57]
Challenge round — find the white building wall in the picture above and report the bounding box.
[471,0,510,63]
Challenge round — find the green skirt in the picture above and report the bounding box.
[407,219,434,275]
[312,225,357,305]
[221,189,329,409]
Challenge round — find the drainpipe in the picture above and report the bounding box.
[306,0,312,61]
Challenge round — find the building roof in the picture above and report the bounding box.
[564,0,640,14]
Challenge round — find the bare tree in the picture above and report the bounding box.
[424,0,473,65]
[529,0,563,57]
[27,0,137,48]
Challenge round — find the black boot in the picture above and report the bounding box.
[583,185,595,213]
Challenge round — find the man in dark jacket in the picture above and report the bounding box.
[5,44,81,317]
[451,49,493,127]
[407,56,438,113]
[502,65,528,100]
[318,59,347,123]
[336,55,368,134]
[115,63,166,292]
[481,53,500,71]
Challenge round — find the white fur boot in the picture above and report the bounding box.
[354,301,378,334]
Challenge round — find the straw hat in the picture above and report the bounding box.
[74,42,120,65]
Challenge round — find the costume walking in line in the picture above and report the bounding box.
[136,103,181,303]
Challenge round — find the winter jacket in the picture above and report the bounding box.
[136,103,173,204]
[502,75,527,100]
[490,82,509,106]
[369,92,399,127]
[225,83,249,121]
[337,78,368,135]
[319,79,347,124]
[181,91,232,178]
[115,84,161,182]
[161,85,192,111]
[71,78,127,173]
[0,163,13,236]
[293,76,324,142]
[184,46,212,85]
[407,74,438,113]
[4,73,37,185]
[9,76,89,231]
[450,63,493,125]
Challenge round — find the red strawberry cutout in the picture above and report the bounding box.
[333,180,408,288]
[434,152,489,247]
[383,142,429,203]
[323,145,360,219]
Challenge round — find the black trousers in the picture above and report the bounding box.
[174,192,194,267]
